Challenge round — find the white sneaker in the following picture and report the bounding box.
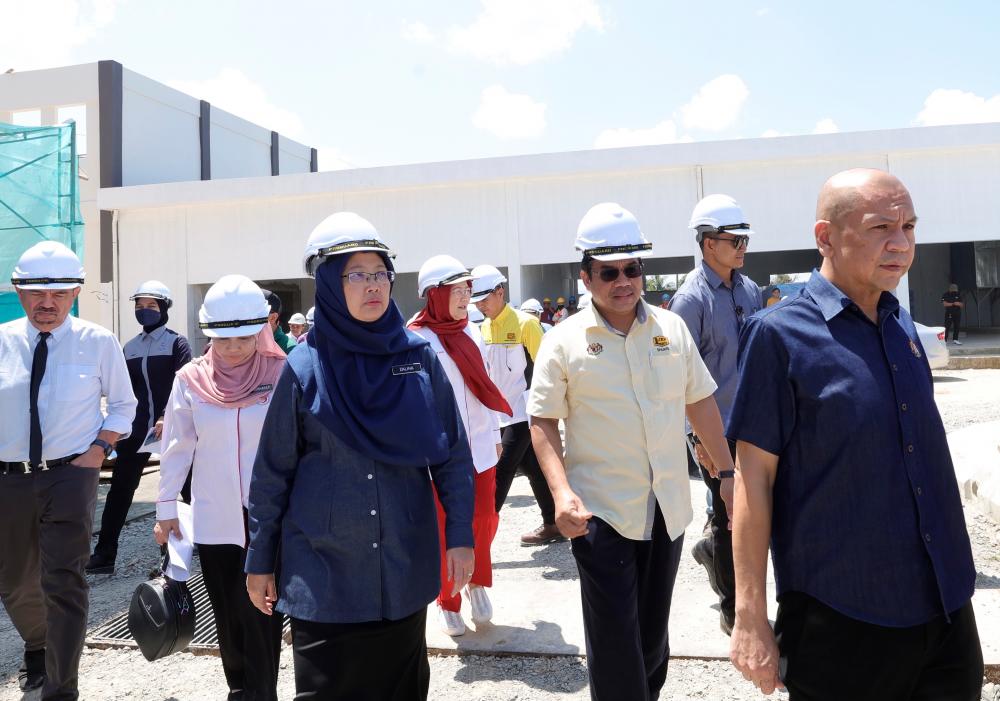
[437,606,466,636]
[953,339,962,345]
[465,585,493,624]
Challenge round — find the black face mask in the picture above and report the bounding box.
[135,308,161,327]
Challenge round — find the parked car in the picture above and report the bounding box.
[914,322,949,370]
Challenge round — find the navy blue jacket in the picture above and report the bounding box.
[245,342,475,623]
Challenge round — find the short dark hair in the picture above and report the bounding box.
[581,255,595,276]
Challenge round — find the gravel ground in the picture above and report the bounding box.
[2,367,998,700]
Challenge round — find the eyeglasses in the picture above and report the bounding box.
[704,233,750,249]
[341,270,396,285]
[450,285,472,297]
[596,261,644,283]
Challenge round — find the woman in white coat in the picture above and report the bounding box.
[408,255,512,636]
[154,275,287,701]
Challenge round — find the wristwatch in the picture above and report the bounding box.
[91,438,113,457]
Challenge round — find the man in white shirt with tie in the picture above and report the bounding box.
[0,241,136,699]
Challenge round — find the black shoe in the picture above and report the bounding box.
[720,610,735,636]
[691,538,721,597]
[18,649,45,692]
[86,552,115,575]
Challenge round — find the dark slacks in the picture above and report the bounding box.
[290,609,430,701]
[198,543,283,701]
[571,505,684,701]
[494,420,555,524]
[0,465,99,701]
[690,440,736,619]
[775,592,983,701]
[93,449,150,559]
[945,309,962,341]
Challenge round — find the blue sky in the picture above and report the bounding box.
[5,0,1000,169]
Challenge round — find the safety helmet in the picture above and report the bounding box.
[520,298,543,314]
[467,306,485,324]
[288,312,307,325]
[688,194,755,242]
[542,297,551,303]
[417,254,473,298]
[556,296,566,305]
[302,212,394,277]
[577,292,592,310]
[575,203,653,262]
[469,264,507,303]
[305,306,315,325]
[130,280,173,307]
[198,275,270,338]
[568,295,577,304]
[11,241,85,290]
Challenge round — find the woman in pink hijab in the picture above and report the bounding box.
[154,275,287,701]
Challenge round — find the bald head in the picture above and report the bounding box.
[816,169,909,224]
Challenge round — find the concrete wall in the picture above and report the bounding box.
[210,111,272,180]
[278,135,311,175]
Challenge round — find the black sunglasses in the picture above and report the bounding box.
[596,261,644,282]
[704,233,750,249]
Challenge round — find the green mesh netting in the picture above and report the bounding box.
[0,120,84,323]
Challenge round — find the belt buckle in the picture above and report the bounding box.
[25,459,48,472]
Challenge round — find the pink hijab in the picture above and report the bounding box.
[179,327,287,409]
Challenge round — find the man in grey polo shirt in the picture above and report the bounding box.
[669,194,763,635]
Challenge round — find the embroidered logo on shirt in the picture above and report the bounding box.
[506,332,516,341]
[653,335,670,349]
[392,362,423,375]
[909,339,922,359]
[587,342,603,356]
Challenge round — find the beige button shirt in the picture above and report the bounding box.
[527,300,717,540]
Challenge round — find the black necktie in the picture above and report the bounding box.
[29,331,51,467]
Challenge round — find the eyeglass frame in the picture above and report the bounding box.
[703,232,750,249]
[340,270,396,285]
[593,260,645,283]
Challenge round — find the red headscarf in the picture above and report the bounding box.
[409,284,512,417]
[178,327,287,409]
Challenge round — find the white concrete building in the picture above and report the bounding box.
[1,61,316,326]
[98,122,1000,352]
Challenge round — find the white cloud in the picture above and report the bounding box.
[812,118,839,134]
[756,7,771,16]
[0,0,124,71]
[594,120,681,149]
[679,74,749,131]
[168,68,305,139]
[761,129,788,138]
[915,88,1000,126]
[472,85,547,139]
[401,21,435,44]
[447,0,605,65]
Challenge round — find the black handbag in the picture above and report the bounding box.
[128,550,196,661]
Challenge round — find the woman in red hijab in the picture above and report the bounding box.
[155,275,287,701]
[409,255,512,637]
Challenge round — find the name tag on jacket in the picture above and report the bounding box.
[392,363,422,376]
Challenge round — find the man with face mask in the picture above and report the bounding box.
[87,280,192,574]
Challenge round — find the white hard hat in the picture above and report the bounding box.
[198,275,270,338]
[520,298,543,314]
[305,306,315,325]
[688,194,755,240]
[302,212,394,277]
[417,254,473,298]
[577,292,592,310]
[11,241,85,290]
[467,306,485,324]
[575,203,653,261]
[469,264,507,302]
[130,280,172,306]
[288,312,307,325]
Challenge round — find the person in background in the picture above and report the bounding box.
[297,307,315,344]
[409,254,511,637]
[540,297,555,325]
[0,241,136,697]
[566,295,579,316]
[519,298,553,332]
[942,283,963,345]
[660,292,672,309]
[287,312,307,340]
[87,280,191,575]
[552,296,569,324]
[766,287,782,307]
[155,274,287,701]
[471,266,561,546]
[729,169,982,699]
[245,212,474,700]
[260,288,297,354]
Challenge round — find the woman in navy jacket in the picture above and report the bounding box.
[245,213,475,700]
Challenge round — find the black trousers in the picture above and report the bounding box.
[0,465,99,701]
[945,309,962,341]
[775,592,983,701]
[290,609,430,701]
[689,440,736,619]
[93,449,150,559]
[571,505,684,701]
[198,543,283,701]
[494,420,555,524]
